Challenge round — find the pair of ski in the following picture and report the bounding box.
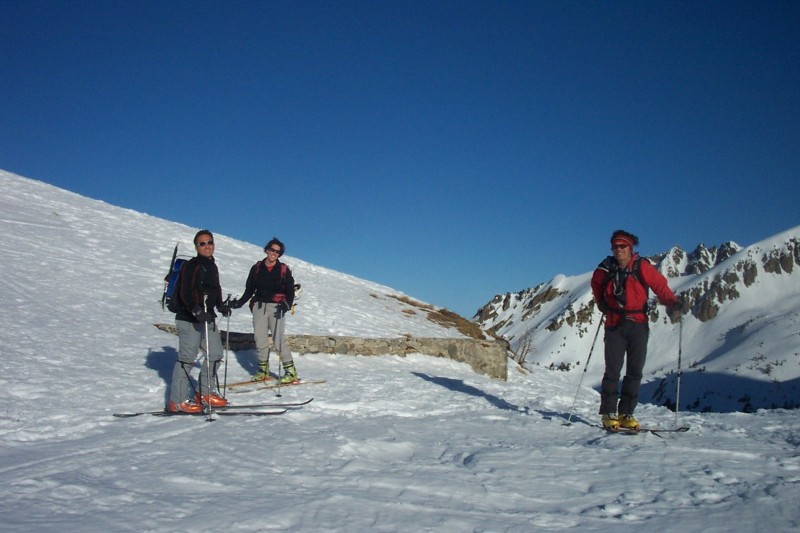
[113,398,313,418]
[603,425,690,436]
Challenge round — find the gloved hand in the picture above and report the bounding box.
[192,304,213,323]
[667,304,683,322]
[229,298,244,309]
[218,304,231,317]
[279,301,290,314]
[596,299,609,314]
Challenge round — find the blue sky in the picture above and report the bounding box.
[2,1,799,317]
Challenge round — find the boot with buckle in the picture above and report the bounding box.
[252,361,270,381]
[601,413,620,431]
[619,414,640,430]
[167,400,202,414]
[280,363,299,384]
[196,392,228,408]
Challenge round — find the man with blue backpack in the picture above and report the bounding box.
[167,229,231,413]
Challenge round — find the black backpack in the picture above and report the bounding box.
[599,256,648,314]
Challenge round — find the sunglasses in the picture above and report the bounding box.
[266,248,281,254]
[612,244,629,250]
[196,240,214,247]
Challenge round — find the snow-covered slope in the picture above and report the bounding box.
[0,170,469,340]
[476,227,800,412]
[1,170,799,532]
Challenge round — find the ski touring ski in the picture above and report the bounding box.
[602,425,690,436]
[220,398,313,409]
[112,398,313,418]
[113,408,288,418]
[227,379,327,394]
[225,377,278,389]
[160,243,179,310]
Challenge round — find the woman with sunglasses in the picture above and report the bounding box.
[590,229,680,431]
[230,237,299,384]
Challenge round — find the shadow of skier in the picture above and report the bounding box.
[412,372,528,414]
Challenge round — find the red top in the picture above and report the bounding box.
[591,254,679,328]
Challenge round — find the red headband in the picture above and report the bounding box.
[612,236,635,248]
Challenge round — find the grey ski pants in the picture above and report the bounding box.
[170,318,224,404]
[252,302,293,366]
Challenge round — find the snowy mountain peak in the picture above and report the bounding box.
[651,241,743,279]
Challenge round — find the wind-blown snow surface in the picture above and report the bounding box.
[1,170,798,531]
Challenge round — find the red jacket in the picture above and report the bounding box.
[591,254,678,328]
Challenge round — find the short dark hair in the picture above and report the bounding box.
[194,229,214,245]
[265,237,285,257]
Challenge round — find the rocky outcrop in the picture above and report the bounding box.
[289,335,508,380]
[762,237,799,274]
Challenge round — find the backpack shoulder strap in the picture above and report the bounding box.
[630,257,645,288]
[598,256,615,272]
[598,256,617,289]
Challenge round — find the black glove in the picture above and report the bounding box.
[596,299,609,314]
[192,304,213,323]
[217,304,231,317]
[229,298,244,309]
[667,305,683,322]
[279,301,290,314]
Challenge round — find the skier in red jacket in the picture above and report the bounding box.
[590,230,679,431]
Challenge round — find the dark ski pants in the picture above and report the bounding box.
[599,320,649,415]
[170,318,224,405]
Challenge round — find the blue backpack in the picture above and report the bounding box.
[161,244,190,313]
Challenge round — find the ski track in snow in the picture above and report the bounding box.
[1,170,799,531]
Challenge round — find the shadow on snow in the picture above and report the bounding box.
[412,372,529,414]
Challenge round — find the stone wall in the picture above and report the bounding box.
[153,324,508,380]
[287,335,508,381]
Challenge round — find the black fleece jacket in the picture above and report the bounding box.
[175,255,224,322]
[236,259,295,308]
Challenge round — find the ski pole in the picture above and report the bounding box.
[675,314,683,429]
[222,294,231,399]
[203,294,215,421]
[565,314,605,425]
[275,339,282,398]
